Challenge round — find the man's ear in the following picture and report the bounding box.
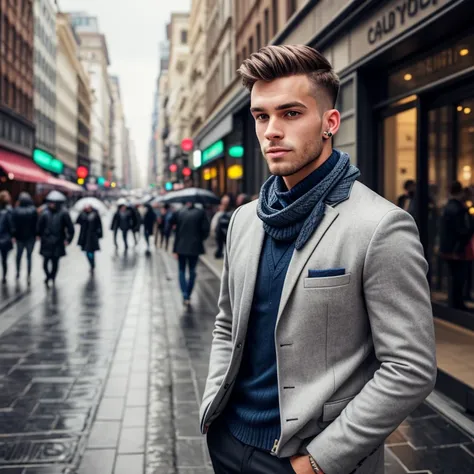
[324,109,341,137]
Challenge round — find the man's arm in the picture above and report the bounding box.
[199,207,242,428]
[307,209,437,474]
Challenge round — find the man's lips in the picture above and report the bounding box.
[266,148,291,158]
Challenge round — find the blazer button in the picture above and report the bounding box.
[224,383,230,389]
[237,343,242,349]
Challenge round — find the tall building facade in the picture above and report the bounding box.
[77,59,91,175]
[0,0,35,159]
[33,0,56,157]
[109,75,124,186]
[55,12,79,179]
[148,77,159,187]
[166,14,190,183]
[69,13,111,180]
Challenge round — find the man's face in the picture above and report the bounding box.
[48,202,56,210]
[250,75,330,178]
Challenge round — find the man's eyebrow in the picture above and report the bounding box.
[250,101,308,113]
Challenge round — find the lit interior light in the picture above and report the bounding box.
[460,48,469,57]
[458,106,464,112]
[464,107,472,114]
[7,173,14,180]
[404,73,413,81]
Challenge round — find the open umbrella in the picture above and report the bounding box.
[160,187,220,205]
[73,197,108,215]
[45,190,67,203]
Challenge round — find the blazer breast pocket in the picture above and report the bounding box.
[304,273,351,289]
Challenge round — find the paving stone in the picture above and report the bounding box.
[87,421,121,449]
[114,454,144,474]
[118,427,146,454]
[77,448,116,474]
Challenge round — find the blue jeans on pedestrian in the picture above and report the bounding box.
[86,252,95,269]
[178,255,199,301]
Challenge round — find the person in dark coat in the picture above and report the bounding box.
[130,204,142,246]
[111,204,137,252]
[77,205,103,273]
[12,192,38,285]
[0,191,14,284]
[439,181,474,310]
[173,202,210,307]
[37,200,75,288]
[157,204,174,250]
[143,204,156,252]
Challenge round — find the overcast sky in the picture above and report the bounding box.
[59,0,191,185]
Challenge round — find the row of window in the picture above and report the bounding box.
[34,76,55,107]
[35,0,55,31]
[1,15,34,65]
[35,111,56,150]
[1,77,33,119]
[13,0,33,22]
[0,115,34,150]
[34,20,56,57]
[34,50,56,84]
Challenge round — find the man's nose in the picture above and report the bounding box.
[263,118,284,141]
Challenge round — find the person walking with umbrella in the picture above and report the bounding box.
[12,192,38,285]
[143,204,156,254]
[37,191,75,288]
[76,204,103,274]
[173,200,210,307]
[111,201,137,252]
[0,191,15,285]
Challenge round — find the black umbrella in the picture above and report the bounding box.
[45,190,67,203]
[160,187,220,205]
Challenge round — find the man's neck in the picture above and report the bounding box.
[283,147,333,190]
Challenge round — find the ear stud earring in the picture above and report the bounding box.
[323,131,333,138]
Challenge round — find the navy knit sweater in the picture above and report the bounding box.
[224,153,338,451]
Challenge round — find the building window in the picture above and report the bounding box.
[287,0,297,19]
[236,53,241,71]
[242,47,247,61]
[272,0,278,36]
[181,30,188,44]
[256,23,262,51]
[248,36,254,55]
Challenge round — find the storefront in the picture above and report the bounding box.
[308,0,474,411]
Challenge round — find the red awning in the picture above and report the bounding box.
[0,149,50,183]
[47,176,84,193]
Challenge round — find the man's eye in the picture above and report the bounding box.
[285,111,300,118]
[256,114,268,121]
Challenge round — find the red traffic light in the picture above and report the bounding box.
[169,164,178,173]
[182,167,192,177]
[181,138,194,152]
[77,166,89,179]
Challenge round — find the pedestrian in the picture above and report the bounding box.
[0,191,14,285]
[37,194,75,288]
[76,205,103,274]
[200,45,436,474]
[211,194,233,259]
[130,204,142,246]
[173,201,210,307]
[12,192,38,285]
[215,196,235,259]
[143,204,156,253]
[158,204,174,251]
[111,203,136,252]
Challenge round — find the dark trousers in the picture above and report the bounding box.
[114,229,129,250]
[16,239,35,277]
[43,256,59,281]
[86,252,95,269]
[178,255,198,301]
[447,260,467,309]
[1,248,9,280]
[207,418,294,474]
[160,232,170,251]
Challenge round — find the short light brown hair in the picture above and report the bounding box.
[238,44,340,108]
[0,190,11,207]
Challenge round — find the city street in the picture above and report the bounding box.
[0,231,472,473]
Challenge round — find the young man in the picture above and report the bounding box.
[200,45,436,474]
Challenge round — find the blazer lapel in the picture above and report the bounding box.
[236,217,265,336]
[277,205,339,321]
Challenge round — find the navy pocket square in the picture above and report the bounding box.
[308,268,345,278]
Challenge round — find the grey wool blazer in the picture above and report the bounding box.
[199,181,437,474]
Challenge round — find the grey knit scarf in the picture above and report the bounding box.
[257,150,360,250]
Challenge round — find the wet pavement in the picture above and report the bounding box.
[0,231,473,473]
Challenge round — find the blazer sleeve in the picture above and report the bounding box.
[307,209,437,474]
[199,206,242,428]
